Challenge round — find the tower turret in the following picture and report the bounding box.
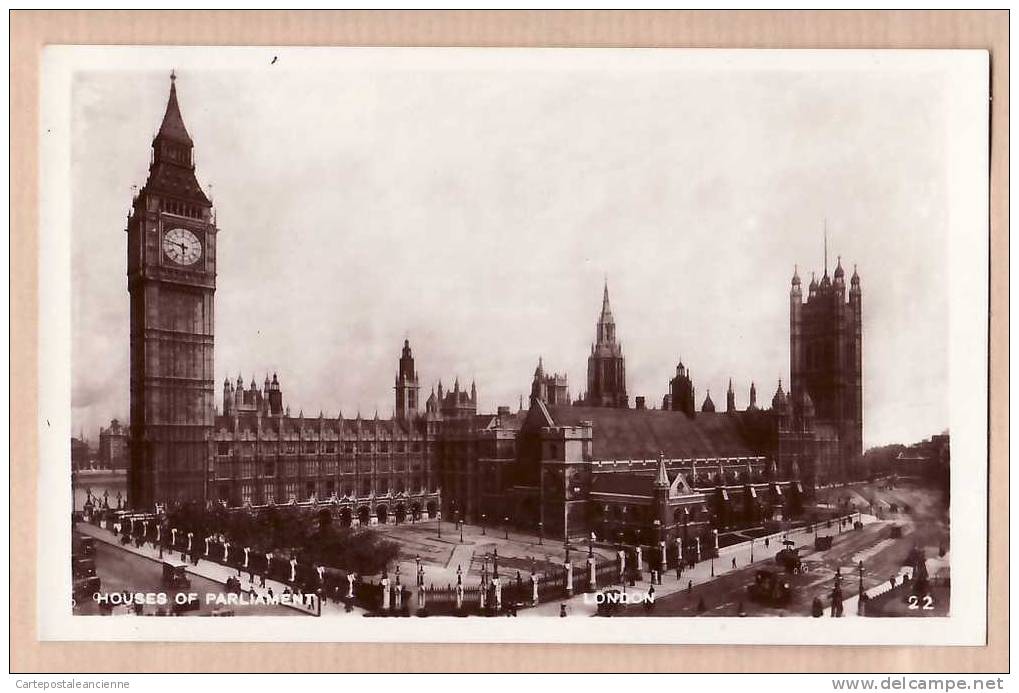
[668,360,696,417]
[267,372,283,416]
[701,389,716,413]
[789,241,864,483]
[726,378,736,413]
[394,338,420,421]
[223,378,233,416]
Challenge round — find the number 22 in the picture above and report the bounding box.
[908,594,934,610]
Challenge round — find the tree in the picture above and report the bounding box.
[307,526,400,575]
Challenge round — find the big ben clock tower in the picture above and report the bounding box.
[127,73,217,509]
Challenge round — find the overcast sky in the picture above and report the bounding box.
[70,54,953,448]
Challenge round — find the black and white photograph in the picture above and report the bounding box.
[37,45,989,645]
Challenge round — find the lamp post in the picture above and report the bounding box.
[437,510,441,538]
[481,513,486,536]
[538,521,544,545]
[458,518,464,544]
[504,516,509,540]
[750,537,755,563]
[588,531,594,558]
[564,538,571,565]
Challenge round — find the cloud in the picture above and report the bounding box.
[70,60,951,448]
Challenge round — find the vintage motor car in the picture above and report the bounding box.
[747,569,792,606]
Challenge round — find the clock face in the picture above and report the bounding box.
[163,227,202,266]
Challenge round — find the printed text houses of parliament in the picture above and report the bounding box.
[125,76,863,543]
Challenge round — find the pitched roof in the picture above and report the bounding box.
[157,76,193,145]
[544,405,763,460]
[142,75,211,206]
[591,473,653,497]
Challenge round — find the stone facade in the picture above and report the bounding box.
[127,74,217,509]
[98,419,129,470]
[790,257,864,482]
[581,282,628,408]
[124,76,862,541]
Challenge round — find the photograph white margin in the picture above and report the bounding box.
[37,45,989,645]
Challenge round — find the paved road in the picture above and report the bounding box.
[73,532,305,617]
[616,481,948,618]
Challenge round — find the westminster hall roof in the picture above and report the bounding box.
[540,405,769,461]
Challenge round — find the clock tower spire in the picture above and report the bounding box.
[127,73,218,509]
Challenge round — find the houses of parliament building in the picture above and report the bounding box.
[123,76,864,545]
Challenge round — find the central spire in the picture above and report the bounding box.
[600,277,613,324]
[585,277,627,408]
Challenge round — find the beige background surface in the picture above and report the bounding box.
[10,10,1008,673]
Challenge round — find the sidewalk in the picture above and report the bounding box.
[521,513,878,617]
[76,522,360,617]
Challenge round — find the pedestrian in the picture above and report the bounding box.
[687,579,693,594]
[732,557,737,569]
[559,603,567,618]
[764,537,770,549]
[260,573,266,587]
[676,565,682,580]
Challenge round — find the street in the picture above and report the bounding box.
[73,531,305,617]
[616,480,949,617]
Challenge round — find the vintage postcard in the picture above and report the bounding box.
[37,46,989,644]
